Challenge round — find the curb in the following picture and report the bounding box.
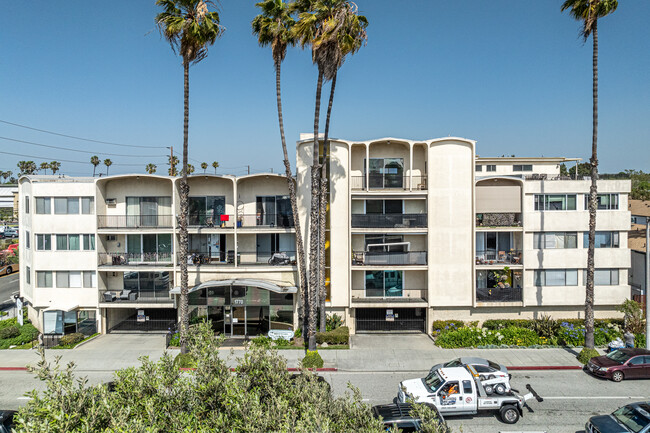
[179,367,338,372]
[0,367,28,371]
[508,365,583,371]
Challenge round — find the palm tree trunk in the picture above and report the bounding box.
[585,20,599,350]
[275,59,308,343]
[179,61,191,354]
[92,166,96,177]
[318,72,337,332]
[308,69,324,351]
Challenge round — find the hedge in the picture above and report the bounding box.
[316,326,349,345]
[0,318,38,349]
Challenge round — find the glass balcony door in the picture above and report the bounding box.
[365,270,403,297]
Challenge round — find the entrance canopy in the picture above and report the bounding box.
[169,278,297,296]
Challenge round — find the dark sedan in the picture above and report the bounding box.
[586,401,650,433]
[586,348,650,382]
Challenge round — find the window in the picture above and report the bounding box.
[26,266,30,284]
[585,193,619,210]
[83,271,96,288]
[365,270,403,297]
[513,164,533,172]
[365,234,404,251]
[486,165,496,172]
[56,271,82,288]
[83,234,95,250]
[55,234,83,251]
[462,380,473,394]
[37,234,51,250]
[584,269,619,286]
[534,269,578,286]
[583,231,619,248]
[35,197,51,214]
[534,194,577,211]
[533,232,578,249]
[54,197,79,214]
[365,157,404,188]
[81,197,94,214]
[475,165,483,172]
[25,231,30,249]
[365,199,403,214]
[36,271,53,288]
[25,196,29,214]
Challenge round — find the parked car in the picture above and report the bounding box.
[0,410,16,433]
[586,348,650,382]
[431,357,510,383]
[585,401,650,433]
[372,402,446,432]
[2,228,18,239]
[0,264,15,276]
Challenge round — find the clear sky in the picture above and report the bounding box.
[1,0,648,177]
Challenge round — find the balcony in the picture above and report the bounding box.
[476,287,522,303]
[100,289,172,304]
[99,252,173,267]
[178,250,296,267]
[475,250,522,266]
[188,212,235,228]
[351,289,427,303]
[237,214,295,229]
[351,213,427,229]
[352,251,427,266]
[351,175,427,191]
[98,215,174,229]
[476,213,522,228]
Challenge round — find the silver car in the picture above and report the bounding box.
[430,357,510,380]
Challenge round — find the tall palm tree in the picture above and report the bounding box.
[1,171,11,183]
[104,159,112,175]
[186,163,195,175]
[168,155,179,176]
[562,0,618,351]
[146,163,158,174]
[200,162,208,173]
[253,0,310,345]
[17,161,37,176]
[91,156,100,177]
[157,0,223,354]
[212,161,219,174]
[39,162,50,175]
[50,161,61,175]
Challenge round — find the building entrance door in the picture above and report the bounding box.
[232,307,246,336]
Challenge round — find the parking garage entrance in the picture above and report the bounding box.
[355,307,426,333]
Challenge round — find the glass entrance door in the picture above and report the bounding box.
[231,307,246,336]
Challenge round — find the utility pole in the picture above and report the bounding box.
[247,165,250,175]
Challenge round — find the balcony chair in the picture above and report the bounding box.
[352,251,365,265]
[498,251,506,262]
[120,289,137,301]
[103,292,116,302]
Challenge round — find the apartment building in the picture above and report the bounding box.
[296,136,631,334]
[19,174,298,337]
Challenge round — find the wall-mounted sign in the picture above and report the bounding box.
[386,309,394,322]
[137,309,145,323]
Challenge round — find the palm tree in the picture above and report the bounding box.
[1,171,11,183]
[104,159,112,175]
[186,163,195,175]
[562,0,618,351]
[17,161,37,176]
[156,0,223,354]
[168,155,179,176]
[146,163,158,174]
[50,161,61,175]
[253,0,310,346]
[200,162,208,173]
[91,156,100,177]
[212,161,219,174]
[39,162,50,175]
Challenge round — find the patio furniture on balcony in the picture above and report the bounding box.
[120,289,138,301]
[103,292,117,302]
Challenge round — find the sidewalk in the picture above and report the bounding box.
[0,333,594,372]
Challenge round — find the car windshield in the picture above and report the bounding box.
[606,350,632,364]
[611,405,650,433]
[443,359,462,368]
[488,361,501,371]
[423,371,444,393]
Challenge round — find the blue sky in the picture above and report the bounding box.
[1,0,648,177]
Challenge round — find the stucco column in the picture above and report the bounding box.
[409,144,414,191]
[365,144,370,191]
[233,178,238,267]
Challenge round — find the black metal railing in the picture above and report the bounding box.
[237,214,295,228]
[188,212,235,228]
[475,250,522,265]
[350,175,428,190]
[476,287,522,302]
[42,333,63,348]
[100,290,172,304]
[355,307,426,332]
[239,251,297,266]
[351,213,427,228]
[351,289,427,302]
[179,251,229,265]
[98,215,174,229]
[98,252,173,266]
[352,251,427,266]
[108,318,176,332]
[476,213,522,227]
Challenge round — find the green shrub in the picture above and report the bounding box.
[482,319,534,330]
[530,314,560,338]
[325,313,343,332]
[274,337,292,347]
[618,299,646,334]
[59,333,85,346]
[0,326,20,339]
[635,333,646,348]
[431,320,465,337]
[0,319,38,349]
[577,348,600,364]
[251,335,273,349]
[316,326,349,345]
[499,327,540,346]
[174,353,197,368]
[168,332,180,347]
[301,350,324,369]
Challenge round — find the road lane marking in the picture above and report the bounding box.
[17,397,31,400]
[542,396,648,400]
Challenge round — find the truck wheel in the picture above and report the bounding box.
[5,267,11,274]
[495,384,506,395]
[500,405,519,424]
[487,374,496,380]
[611,371,624,382]
[484,385,494,395]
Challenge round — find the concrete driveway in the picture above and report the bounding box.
[77,333,166,352]
[351,333,435,350]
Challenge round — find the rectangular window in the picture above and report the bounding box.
[584,269,619,286]
[83,271,96,288]
[583,231,619,248]
[68,234,80,251]
[36,197,51,214]
[81,197,94,214]
[486,165,496,172]
[83,234,95,251]
[36,271,53,288]
[67,198,79,214]
[534,194,577,211]
[26,266,30,284]
[54,198,67,214]
[365,270,403,297]
[534,269,578,286]
[533,232,577,249]
[584,193,619,210]
[56,271,69,288]
[25,196,30,214]
[365,158,405,188]
[365,200,403,214]
[513,164,533,172]
[25,231,30,249]
[56,234,68,250]
[475,165,483,172]
[37,234,51,251]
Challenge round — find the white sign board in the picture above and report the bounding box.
[268,330,294,341]
[16,297,23,326]
[137,309,145,323]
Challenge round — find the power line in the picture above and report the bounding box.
[0,150,165,167]
[0,119,166,149]
[0,136,164,158]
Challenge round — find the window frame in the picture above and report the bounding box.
[35,197,51,214]
[486,165,496,172]
[534,194,577,211]
[25,230,30,249]
[584,269,619,286]
[36,271,53,288]
[36,234,52,251]
[534,269,578,286]
[585,193,619,210]
[513,164,533,172]
[533,232,578,249]
[25,196,30,214]
[475,165,483,172]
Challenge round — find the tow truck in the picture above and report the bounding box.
[398,365,536,424]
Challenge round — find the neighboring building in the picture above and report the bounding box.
[0,185,18,221]
[629,199,649,299]
[296,136,631,333]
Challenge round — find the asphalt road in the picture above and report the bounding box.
[1,368,649,432]
[0,272,19,310]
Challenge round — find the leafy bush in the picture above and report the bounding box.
[558,322,623,347]
[302,350,324,369]
[325,313,343,332]
[431,320,465,337]
[635,333,646,348]
[0,318,38,349]
[481,319,534,330]
[617,299,646,334]
[0,325,20,339]
[274,337,292,347]
[530,314,560,338]
[168,331,180,347]
[316,326,349,345]
[59,333,85,346]
[251,335,273,349]
[577,348,600,364]
[174,353,197,368]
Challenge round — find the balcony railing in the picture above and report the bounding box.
[476,213,522,227]
[188,212,235,228]
[237,214,295,228]
[352,251,427,266]
[179,251,231,265]
[351,289,427,303]
[475,250,522,265]
[351,213,427,228]
[99,252,173,266]
[100,289,172,304]
[98,215,174,229]
[239,251,296,266]
[350,175,427,191]
[476,287,522,302]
